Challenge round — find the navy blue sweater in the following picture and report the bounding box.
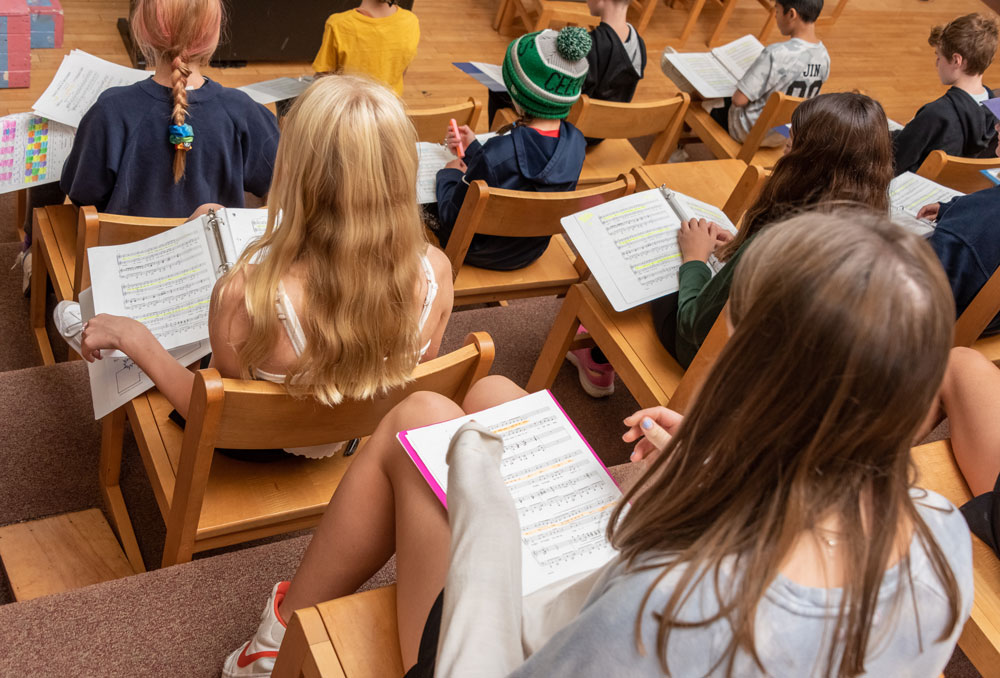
[61,77,279,217]
[928,187,1000,335]
[433,122,586,271]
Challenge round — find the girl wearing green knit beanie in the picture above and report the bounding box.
[432,27,591,272]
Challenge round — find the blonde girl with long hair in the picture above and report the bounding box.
[227,209,971,678]
[76,76,454,459]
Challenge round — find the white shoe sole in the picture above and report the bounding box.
[565,351,615,398]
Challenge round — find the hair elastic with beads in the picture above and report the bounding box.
[169,123,194,151]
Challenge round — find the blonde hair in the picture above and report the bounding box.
[131,0,223,183]
[610,210,961,677]
[222,75,427,406]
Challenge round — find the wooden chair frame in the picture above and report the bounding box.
[567,93,691,185]
[495,0,601,33]
[911,440,1000,678]
[670,0,850,47]
[685,90,803,167]
[29,203,80,365]
[916,150,1000,195]
[444,175,636,305]
[408,98,482,143]
[105,333,495,568]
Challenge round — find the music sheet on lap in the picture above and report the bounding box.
[398,390,622,595]
[666,53,738,99]
[220,208,270,263]
[88,220,217,351]
[416,134,499,204]
[711,34,764,79]
[889,172,963,236]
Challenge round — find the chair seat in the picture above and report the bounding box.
[128,389,355,549]
[578,140,645,187]
[974,334,1000,364]
[453,234,580,305]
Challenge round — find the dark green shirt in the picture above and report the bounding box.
[675,244,748,367]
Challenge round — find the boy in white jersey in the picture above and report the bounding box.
[712,0,830,145]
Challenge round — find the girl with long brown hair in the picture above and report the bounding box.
[657,91,895,368]
[226,209,970,678]
[58,0,279,216]
[76,75,454,459]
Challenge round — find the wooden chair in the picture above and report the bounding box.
[273,586,404,678]
[916,150,1000,195]
[628,0,661,32]
[525,163,766,407]
[950,258,1000,365]
[567,93,691,186]
[408,98,483,143]
[15,189,27,241]
[444,175,636,306]
[29,203,79,364]
[670,0,850,48]
[911,440,1000,678]
[495,0,601,33]
[105,333,495,568]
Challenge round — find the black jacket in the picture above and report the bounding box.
[892,86,998,175]
[433,122,586,271]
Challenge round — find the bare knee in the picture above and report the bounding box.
[942,347,995,404]
[461,375,527,413]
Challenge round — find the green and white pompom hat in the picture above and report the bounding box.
[501,26,592,120]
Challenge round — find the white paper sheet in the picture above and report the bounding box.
[88,219,217,351]
[0,113,75,194]
[454,61,507,92]
[399,390,622,595]
[416,133,499,204]
[711,34,765,80]
[32,50,150,128]
[217,208,270,265]
[238,77,310,105]
[663,52,739,99]
[889,172,963,236]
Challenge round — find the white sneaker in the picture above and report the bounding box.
[222,581,290,678]
[53,300,83,355]
[12,249,30,295]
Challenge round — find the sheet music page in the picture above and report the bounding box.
[88,219,217,351]
[982,168,1000,186]
[416,134,497,204]
[398,390,622,595]
[218,208,270,265]
[711,34,765,80]
[453,61,508,92]
[663,52,738,99]
[889,172,963,236]
[673,194,739,275]
[32,50,150,128]
[887,118,905,132]
[237,77,310,105]
[562,190,687,312]
[0,113,75,194]
[78,287,213,419]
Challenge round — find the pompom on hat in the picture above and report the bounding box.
[501,26,592,120]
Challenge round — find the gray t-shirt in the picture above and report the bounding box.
[506,489,972,677]
[729,38,831,144]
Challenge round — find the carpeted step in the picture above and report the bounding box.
[0,242,43,373]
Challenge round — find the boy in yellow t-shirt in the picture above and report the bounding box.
[313,0,420,95]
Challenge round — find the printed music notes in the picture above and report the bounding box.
[562,187,738,312]
[33,50,150,128]
[416,133,498,204]
[889,172,963,236]
[398,390,623,595]
[662,34,764,99]
[0,112,75,194]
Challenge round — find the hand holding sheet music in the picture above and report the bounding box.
[416,133,498,204]
[398,391,622,595]
[889,172,963,236]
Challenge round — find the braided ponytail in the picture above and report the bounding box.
[170,55,192,183]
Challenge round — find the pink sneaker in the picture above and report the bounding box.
[566,329,615,398]
[222,581,290,678]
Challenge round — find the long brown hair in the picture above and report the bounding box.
[220,75,426,406]
[610,210,961,677]
[719,92,893,262]
[131,0,223,183]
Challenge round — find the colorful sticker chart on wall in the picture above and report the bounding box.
[0,113,75,194]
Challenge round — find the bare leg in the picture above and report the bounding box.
[278,376,528,666]
[940,347,1000,496]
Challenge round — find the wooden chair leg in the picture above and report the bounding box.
[757,8,777,42]
[99,408,146,573]
[29,233,55,366]
[828,0,848,22]
[707,0,739,47]
[272,607,345,678]
[678,0,707,46]
[527,286,584,393]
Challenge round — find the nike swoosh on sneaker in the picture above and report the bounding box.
[236,642,278,669]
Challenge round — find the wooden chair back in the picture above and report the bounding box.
[667,305,730,415]
[568,94,691,165]
[408,98,482,144]
[911,440,1000,677]
[720,164,769,226]
[150,332,494,566]
[500,0,601,32]
[74,206,187,294]
[737,91,804,163]
[916,150,1000,194]
[444,174,636,277]
[628,0,659,32]
[955,264,1000,348]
